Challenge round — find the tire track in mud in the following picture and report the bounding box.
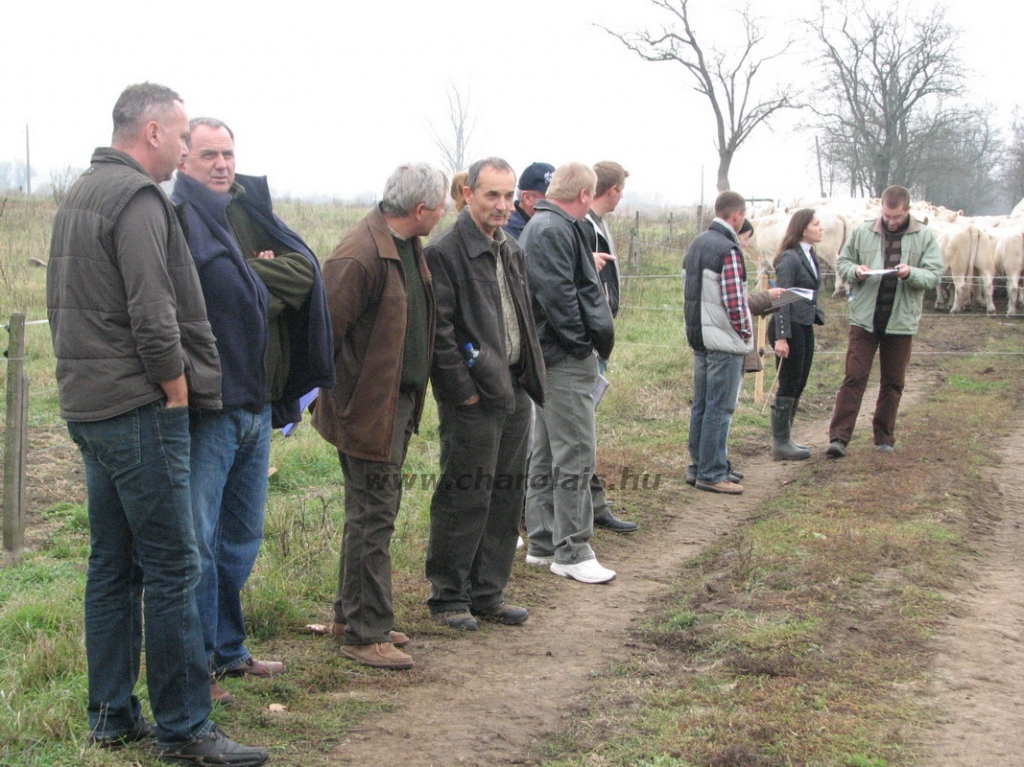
[922,420,1024,765]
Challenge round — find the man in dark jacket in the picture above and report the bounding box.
[503,161,554,240]
[425,157,546,630]
[47,82,266,765]
[173,118,334,698]
[683,191,752,495]
[521,163,617,585]
[313,163,447,668]
[577,160,636,533]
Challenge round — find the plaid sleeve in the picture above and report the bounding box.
[721,248,752,340]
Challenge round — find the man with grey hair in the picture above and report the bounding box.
[424,156,546,630]
[47,82,266,764]
[312,163,447,669]
[172,117,334,701]
[521,162,616,584]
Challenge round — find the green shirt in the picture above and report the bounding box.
[227,190,315,400]
[394,235,430,391]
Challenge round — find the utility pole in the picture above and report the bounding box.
[25,124,31,196]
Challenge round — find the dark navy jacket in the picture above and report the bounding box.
[172,172,334,423]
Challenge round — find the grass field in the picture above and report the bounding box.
[2,194,1023,766]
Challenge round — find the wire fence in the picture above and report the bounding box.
[5,214,1024,559]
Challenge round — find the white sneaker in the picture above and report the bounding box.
[525,554,554,566]
[550,559,616,584]
[516,536,525,550]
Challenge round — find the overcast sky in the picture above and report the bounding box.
[2,0,1019,208]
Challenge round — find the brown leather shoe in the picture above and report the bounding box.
[694,479,744,495]
[329,621,410,648]
[221,657,286,678]
[211,680,233,705]
[340,642,413,670]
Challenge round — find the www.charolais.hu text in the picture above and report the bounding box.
[363,467,663,492]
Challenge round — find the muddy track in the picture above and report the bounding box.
[326,376,935,767]
[921,420,1024,765]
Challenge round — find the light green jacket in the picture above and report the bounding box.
[837,216,943,335]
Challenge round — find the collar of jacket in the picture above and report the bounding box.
[90,146,153,178]
[869,214,922,235]
[708,218,739,243]
[533,198,579,224]
[173,170,234,228]
[457,207,509,258]
[365,204,408,261]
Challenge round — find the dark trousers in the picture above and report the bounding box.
[828,325,913,447]
[771,322,815,400]
[426,386,532,614]
[335,390,417,645]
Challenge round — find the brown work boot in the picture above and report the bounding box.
[329,621,410,648]
[340,642,414,670]
[694,479,744,494]
[211,680,233,706]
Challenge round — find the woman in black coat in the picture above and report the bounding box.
[768,208,825,460]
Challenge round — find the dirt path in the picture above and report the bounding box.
[327,386,927,767]
[921,420,1024,765]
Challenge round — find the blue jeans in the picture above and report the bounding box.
[68,402,213,745]
[689,350,744,484]
[189,405,271,673]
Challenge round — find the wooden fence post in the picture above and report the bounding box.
[629,211,640,269]
[754,273,770,406]
[3,313,28,563]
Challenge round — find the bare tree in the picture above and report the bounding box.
[1000,108,1024,209]
[913,107,1002,214]
[808,1,966,198]
[429,81,477,177]
[601,0,795,192]
[49,165,82,204]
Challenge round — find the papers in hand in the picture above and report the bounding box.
[767,287,816,312]
[784,287,816,301]
[863,268,899,275]
[591,374,610,408]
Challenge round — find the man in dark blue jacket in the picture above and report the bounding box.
[172,118,334,703]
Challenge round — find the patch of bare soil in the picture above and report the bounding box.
[919,419,1024,765]
[325,377,935,767]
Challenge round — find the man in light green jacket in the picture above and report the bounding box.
[826,185,943,457]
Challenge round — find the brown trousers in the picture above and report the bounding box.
[828,325,913,447]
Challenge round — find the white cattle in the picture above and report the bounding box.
[1010,197,1024,219]
[750,207,856,296]
[930,221,997,314]
[747,213,790,268]
[986,223,1024,315]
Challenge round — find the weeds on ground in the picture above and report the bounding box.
[537,318,1024,767]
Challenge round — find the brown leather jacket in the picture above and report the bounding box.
[312,206,435,461]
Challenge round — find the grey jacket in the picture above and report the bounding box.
[47,148,221,421]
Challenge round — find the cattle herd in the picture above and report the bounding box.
[748,197,1024,316]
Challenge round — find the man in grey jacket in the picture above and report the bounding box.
[521,162,617,584]
[47,82,266,766]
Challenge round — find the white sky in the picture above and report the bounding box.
[2,0,1018,208]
